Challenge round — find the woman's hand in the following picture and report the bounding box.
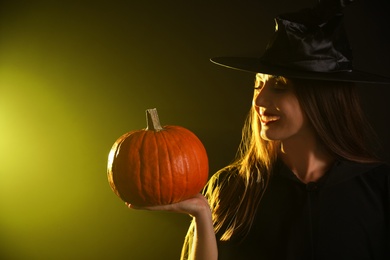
[125,193,210,218]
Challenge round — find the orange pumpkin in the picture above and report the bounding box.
[107,108,209,206]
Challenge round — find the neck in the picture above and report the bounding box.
[279,135,335,184]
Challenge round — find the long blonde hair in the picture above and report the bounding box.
[180,76,381,259]
[180,107,276,259]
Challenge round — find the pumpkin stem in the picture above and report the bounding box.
[146,108,163,131]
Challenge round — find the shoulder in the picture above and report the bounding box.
[360,162,390,184]
[370,162,390,174]
[342,160,390,176]
[361,162,390,185]
[206,167,242,190]
[327,160,390,187]
[203,166,246,201]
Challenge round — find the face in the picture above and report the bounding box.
[253,73,310,142]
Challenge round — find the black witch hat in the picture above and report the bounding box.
[211,0,390,84]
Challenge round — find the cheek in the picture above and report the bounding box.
[280,97,305,125]
[252,93,259,108]
[254,105,260,115]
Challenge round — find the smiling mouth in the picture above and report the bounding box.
[260,115,280,124]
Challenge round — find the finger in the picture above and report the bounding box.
[126,202,148,210]
[125,202,136,209]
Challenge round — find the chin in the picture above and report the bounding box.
[261,131,278,141]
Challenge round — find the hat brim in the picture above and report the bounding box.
[211,57,390,84]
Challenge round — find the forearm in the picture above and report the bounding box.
[128,193,217,259]
[191,206,218,260]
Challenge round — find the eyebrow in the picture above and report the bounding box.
[255,74,288,86]
[272,76,288,85]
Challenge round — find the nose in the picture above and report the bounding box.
[253,84,271,108]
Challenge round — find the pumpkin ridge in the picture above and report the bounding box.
[152,130,167,205]
[139,130,151,205]
[171,126,202,200]
[189,129,206,194]
[171,127,192,202]
[177,127,208,195]
[109,131,137,202]
[176,127,196,201]
[186,131,201,195]
[125,131,143,205]
[153,131,163,205]
[160,129,176,204]
[193,131,209,188]
[172,127,193,200]
[107,108,209,207]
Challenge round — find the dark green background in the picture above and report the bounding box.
[1,0,389,259]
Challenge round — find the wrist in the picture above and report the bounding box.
[191,202,212,220]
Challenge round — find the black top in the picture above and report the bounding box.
[217,160,390,260]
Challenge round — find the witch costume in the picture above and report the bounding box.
[210,0,390,259]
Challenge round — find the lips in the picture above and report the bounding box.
[260,113,280,125]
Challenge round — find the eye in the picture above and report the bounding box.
[273,82,286,89]
[272,78,288,90]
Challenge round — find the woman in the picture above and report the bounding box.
[129,2,390,259]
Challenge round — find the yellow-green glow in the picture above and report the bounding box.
[6,1,387,259]
[0,61,93,256]
[0,2,202,259]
